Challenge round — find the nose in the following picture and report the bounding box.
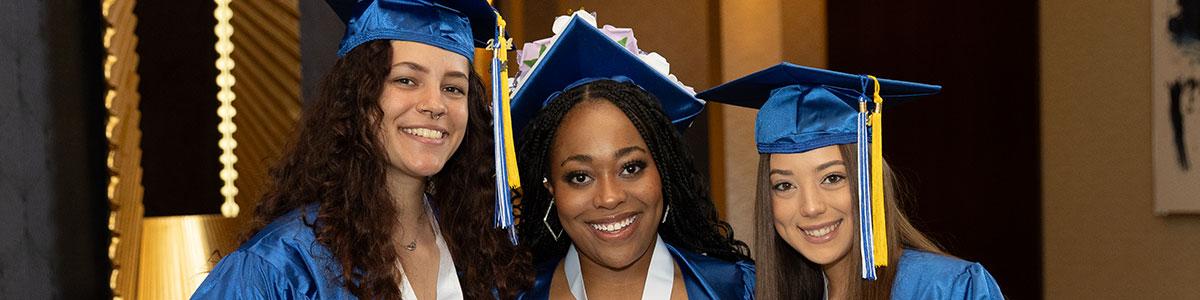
[416,85,447,120]
[593,174,625,210]
[798,186,827,217]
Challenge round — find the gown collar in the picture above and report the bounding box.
[563,234,674,299]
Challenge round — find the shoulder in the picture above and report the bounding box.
[192,207,350,299]
[668,244,755,300]
[893,249,1004,299]
[517,256,561,300]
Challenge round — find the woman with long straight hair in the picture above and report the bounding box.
[698,63,1003,299]
[191,1,531,299]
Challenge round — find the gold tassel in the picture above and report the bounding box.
[868,75,888,267]
[495,13,522,189]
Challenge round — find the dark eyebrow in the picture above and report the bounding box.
[817,160,845,171]
[444,70,468,81]
[614,146,647,159]
[391,61,428,73]
[769,169,793,176]
[560,154,592,166]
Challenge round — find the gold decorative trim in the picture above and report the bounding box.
[215,0,240,217]
[227,0,301,218]
[102,0,146,298]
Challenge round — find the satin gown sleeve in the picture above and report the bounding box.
[736,259,756,300]
[892,250,1004,300]
[191,250,302,300]
[190,207,354,300]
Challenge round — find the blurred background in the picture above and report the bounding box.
[1,0,1196,298]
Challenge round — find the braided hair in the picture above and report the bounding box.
[516,79,750,263]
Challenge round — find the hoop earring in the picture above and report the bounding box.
[662,204,670,224]
[543,199,564,241]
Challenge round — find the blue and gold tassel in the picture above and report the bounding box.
[857,93,877,280]
[490,9,520,244]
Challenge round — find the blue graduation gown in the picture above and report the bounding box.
[891,249,1004,299]
[520,242,755,300]
[191,208,354,300]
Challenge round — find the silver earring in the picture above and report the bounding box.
[662,204,670,224]
[543,198,564,241]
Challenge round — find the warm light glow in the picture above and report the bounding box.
[214,0,240,218]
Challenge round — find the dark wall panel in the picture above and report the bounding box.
[828,1,1042,298]
[135,0,222,216]
[0,0,109,298]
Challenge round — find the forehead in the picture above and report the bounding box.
[769,146,843,170]
[551,100,648,159]
[388,40,470,73]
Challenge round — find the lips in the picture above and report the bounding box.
[585,213,641,241]
[798,219,842,244]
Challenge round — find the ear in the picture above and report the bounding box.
[543,177,554,197]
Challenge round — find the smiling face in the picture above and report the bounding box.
[377,40,471,180]
[769,146,856,267]
[545,100,664,270]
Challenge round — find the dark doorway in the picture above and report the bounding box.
[135,1,222,216]
[828,1,1042,298]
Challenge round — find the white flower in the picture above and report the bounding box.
[511,9,696,95]
[552,10,596,34]
[638,52,670,77]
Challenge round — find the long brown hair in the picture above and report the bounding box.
[247,40,532,299]
[754,144,943,299]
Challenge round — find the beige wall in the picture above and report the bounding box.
[1042,0,1200,298]
[712,0,827,252]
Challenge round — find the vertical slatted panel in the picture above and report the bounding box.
[102,0,146,298]
[229,0,301,222]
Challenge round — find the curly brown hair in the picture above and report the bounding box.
[247,40,532,299]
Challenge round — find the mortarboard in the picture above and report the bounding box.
[508,14,705,138]
[696,62,940,280]
[326,0,498,60]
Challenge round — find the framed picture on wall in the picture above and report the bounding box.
[1153,0,1200,214]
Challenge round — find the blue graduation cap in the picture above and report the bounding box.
[327,0,498,60]
[508,16,705,138]
[696,62,940,280]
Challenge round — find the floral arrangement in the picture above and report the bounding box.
[510,10,696,95]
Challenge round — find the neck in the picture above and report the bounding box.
[822,252,853,300]
[387,168,429,232]
[577,239,658,297]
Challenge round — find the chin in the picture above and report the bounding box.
[391,159,448,178]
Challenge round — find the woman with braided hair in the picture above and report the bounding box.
[510,13,753,300]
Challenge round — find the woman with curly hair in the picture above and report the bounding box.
[191,1,530,299]
[697,63,1003,299]
[510,13,753,300]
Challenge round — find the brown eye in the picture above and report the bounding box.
[564,172,592,185]
[772,182,796,191]
[821,174,846,185]
[393,77,415,86]
[619,160,646,177]
[443,85,465,96]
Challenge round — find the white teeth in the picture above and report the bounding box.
[803,220,841,237]
[402,128,445,139]
[591,215,638,233]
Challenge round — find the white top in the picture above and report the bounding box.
[398,198,463,300]
[564,235,675,300]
